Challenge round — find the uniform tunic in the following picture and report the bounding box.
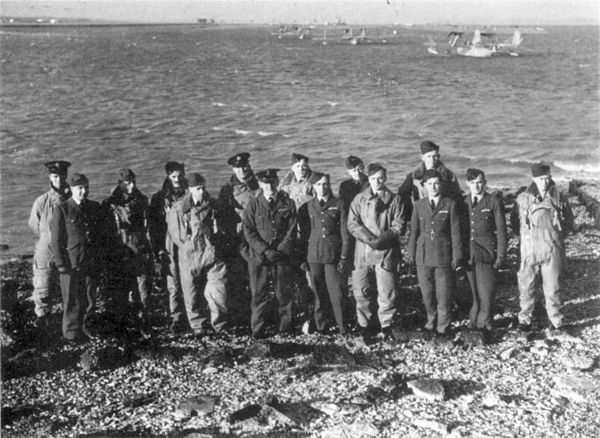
[278,170,314,209]
[243,190,297,335]
[298,196,349,333]
[408,196,462,333]
[347,187,405,329]
[464,192,507,330]
[28,185,70,317]
[510,182,573,328]
[51,198,103,340]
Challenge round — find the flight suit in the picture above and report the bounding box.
[243,190,297,336]
[51,198,103,340]
[28,186,70,318]
[278,170,314,210]
[102,186,152,316]
[167,192,228,332]
[347,187,405,330]
[148,180,187,326]
[510,182,573,328]
[408,196,462,334]
[464,192,507,330]
[298,196,350,334]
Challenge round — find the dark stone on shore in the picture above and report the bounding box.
[243,340,273,359]
[459,329,487,347]
[312,344,356,366]
[80,346,125,372]
[122,392,158,408]
[0,244,9,251]
[229,404,262,423]
[176,395,216,417]
[263,401,324,428]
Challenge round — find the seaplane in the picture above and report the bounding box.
[423,27,535,58]
[312,26,399,45]
[271,24,312,40]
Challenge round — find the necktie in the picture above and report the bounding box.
[268,198,274,209]
[319,199,325,207]
[472,197,478,207]
[430,200,436,210]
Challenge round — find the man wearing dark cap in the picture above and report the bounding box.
[298,172,350,335]
[407,169,462,336]
[338,155,369,211]
[510,163,573,336]
[167,173,229,335]
[149,161,188,333]
[347,163,406,340]
[102,168,152,327]
[51,173,103,343]
[28,160,71,328]
[243,169,298,338]
[397,140,462,221]
[279,153,313,209]
[463,168,507,333]
[218,152,259,325]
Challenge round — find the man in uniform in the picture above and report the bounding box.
[29,160,71,328]
[298,172,350,335]
[167,173,229,335]
[244,169,297,339]
[279,153,314,209]
[463,168,507,332]
[510,163,573,335]
[338,155,369,212]
[102,168,152,326]
[398,140,462,221]
[51,173,103,343]
[218,152,259,325]
[407,169,462,336]
[148,161,188,333]
[347,163,405,339]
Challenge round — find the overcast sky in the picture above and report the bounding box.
[1,0,598,25]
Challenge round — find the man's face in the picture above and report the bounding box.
[368,170,386,192]
[168,170,183,189]
[49,173,66,188]
[421,151,441,170]
[259,179,278,197]
[425,177,441,198]
[347,165,364,181]
[313,176,330,198]
[467,175,486,197]
[291,160,309,180]
[233,164,251,181]
[121,180,135,194]
[533,174,551,193]
[71,184,88,202]
[189,185,205,201]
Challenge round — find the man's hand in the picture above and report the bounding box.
[493,257,505,270]
[57,266,68,274]
[264,249,283,263]
[337,259,351,275]
[299,262,309,272]
[367,230,396,250]
[451,259,462,271]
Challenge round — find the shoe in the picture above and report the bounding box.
[34,315,49,329]
[63,334,88,345]
[517,323,531,332]
[82,325,98,340]
[252,331,268,340]
[169,321,188,335]
[379,326,396,341]
[546,325,564,338]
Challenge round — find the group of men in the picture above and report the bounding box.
[29,140,574,343]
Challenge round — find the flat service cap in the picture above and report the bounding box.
[420,140,440,154]
[44,160,71,175]
[187,173,206,188]
[255,168,280,182]
[345,155,364,169]
[69,173,89,187]
[531,163,551,177]
[227,152,251,167]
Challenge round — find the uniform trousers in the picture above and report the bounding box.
[517,254,563,328]
[178,258,228,332]
[248,261,292,335]
[465,261,495,330]
[308,262,346,334]
[416,265,453,334]
[59,270,96,340]
[163,245,186,325]
[352,265,397,329]
[32,261,58,317]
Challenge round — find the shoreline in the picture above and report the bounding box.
[1,181,599,437]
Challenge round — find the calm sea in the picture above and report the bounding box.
[1,24,598,259]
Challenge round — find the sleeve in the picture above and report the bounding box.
[243,200,269,256]
[560,194,575,237]
[494,198,508,259]
[407,204,419,261]
[340,200,351,260]
[509,198,520,236]
[276,202,297,255]
[28,196,42,235]
[148,193,166,257]
[297,203,310,255]
[450,201,463,262]
[397,174,414,224]
[50,204,67,269]
[347,197,377,243]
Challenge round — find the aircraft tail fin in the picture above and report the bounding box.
[425,34,436,47]
[506,30,523,47]
[471,29,483,46]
